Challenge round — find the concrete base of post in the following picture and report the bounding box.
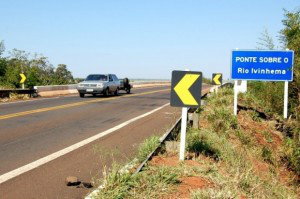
[192,112,199,129]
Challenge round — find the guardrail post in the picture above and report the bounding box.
[192,112,199,129]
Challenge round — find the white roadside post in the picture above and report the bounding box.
[234,80,238,115]
[284,81,288,119]
[179,106,188,161]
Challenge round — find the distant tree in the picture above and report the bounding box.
[0,44,75,88]
[0,40,5,56]
[74,77,85,83]
[256,28,276,50]
[30,54,55,85]
[0,41,7,81]
[3,49,30,88]
[53,64,74,85]
[0,58,7,87]
[26,65,41,88]
[280,9,300,120]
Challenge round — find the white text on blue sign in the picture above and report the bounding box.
[231,50,294,81]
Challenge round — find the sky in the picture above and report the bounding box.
[0,0,299,79]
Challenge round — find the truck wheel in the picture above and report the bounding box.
[126,88,131,94]
[114,88,119,96]
[80,93,85,98]
[103,88,109,97]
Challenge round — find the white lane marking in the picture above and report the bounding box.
[0,103,170,184]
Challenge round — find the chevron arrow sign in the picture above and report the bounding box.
[170,70,202,108]
[212,73,222,85]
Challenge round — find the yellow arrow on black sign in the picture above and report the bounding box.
[212,73,222,85]
[174,74,200,106]
[20,73,26,84]
[170,70,202,108]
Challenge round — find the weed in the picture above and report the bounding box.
[207,107,238,134]
[186,129,220,159]
[94,165,179,199]
[192,187,238,199]
[136,136,160,163]
[248,110,262,122]
[235,129,252,145]
[261,146,275,165]
[92,145,123,163]
[282,138,300,175]
[262,131,273,143]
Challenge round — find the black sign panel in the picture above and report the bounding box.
[170,70,202,108]
[212,73,222,85]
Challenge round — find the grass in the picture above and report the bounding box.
[186,87,299,199]
[94,164,179,199]
[91,86,300,199]
[136,135,160,163]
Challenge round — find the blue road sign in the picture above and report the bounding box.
[231,50,294,81]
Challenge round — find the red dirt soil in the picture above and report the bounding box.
[238,111,282,150]
[150,155,202,167]
[162,176,211,199]
[151,155,213,199]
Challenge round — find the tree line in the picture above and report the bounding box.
[0,43,75,89]
[251,9,300,174]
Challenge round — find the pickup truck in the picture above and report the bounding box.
[77,74,120,98]
[119,78,132,94]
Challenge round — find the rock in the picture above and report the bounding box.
[82,182,93,188]
[65,176,81,186]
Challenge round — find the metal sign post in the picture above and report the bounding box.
[284,81,288,119]
[179,107,188,161]
[234,80,238,115]
[170,70,202,161]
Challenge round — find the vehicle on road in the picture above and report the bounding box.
[119,78,132,94]
[77,74,120,98]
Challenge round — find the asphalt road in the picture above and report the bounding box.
[0,85,211,199]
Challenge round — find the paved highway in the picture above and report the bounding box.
[0,85,210,199]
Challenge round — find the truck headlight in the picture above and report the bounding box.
[78,84,84,87]
[97,83,103,87]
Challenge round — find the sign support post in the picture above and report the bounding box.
[179,107,188,161]
[284,81,288,119]
[234,80,238,115]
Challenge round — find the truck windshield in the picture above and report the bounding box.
[85,75,108,81]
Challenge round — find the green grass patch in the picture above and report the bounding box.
[136,135,160,163]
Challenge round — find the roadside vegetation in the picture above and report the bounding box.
[90,86,300,199]
[0,43,75,89]
[249,9,300,177]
